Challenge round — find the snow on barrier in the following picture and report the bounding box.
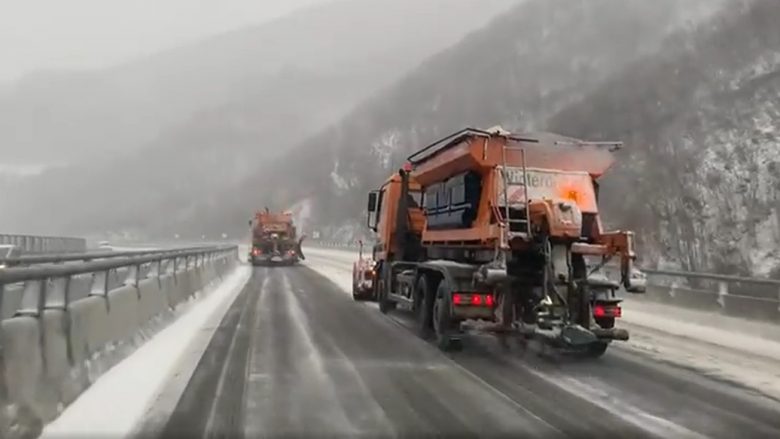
[0,245,238,438]
[308,241,780,324]
[0,234,86,254]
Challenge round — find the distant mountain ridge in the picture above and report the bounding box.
[0,0,517,165]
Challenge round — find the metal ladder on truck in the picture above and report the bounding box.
[498,140,533,244]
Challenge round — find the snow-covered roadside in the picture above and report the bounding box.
[303,246,780,400]
[41,263,252,438]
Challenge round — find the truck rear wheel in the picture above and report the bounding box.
[585,316,615,357]
[586,342,609,357]
[433,281,462,352]
[415,276,434,338]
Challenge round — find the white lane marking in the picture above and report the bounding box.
[204,272,269,434]
[279,270,362,434]
[521,366,709,439]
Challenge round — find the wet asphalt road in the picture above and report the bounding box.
[158,265,780,438]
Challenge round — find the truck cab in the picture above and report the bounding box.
[366,172,425,263]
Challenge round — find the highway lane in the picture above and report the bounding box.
[156,264,780,438]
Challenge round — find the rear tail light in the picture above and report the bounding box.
[593,303,622,318]
[452,293,494,308]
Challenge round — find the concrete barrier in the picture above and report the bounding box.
[137,279,165,325]
[1,284,25,320]
[666,286,722,312]
[106,286,140,345]
[0,247,239,438]
[722,294,780,322]
[68,298,98,365]
[41,310,78,411]
[172,269,192,307]
[1,316,45,434]
[160,274,180,309]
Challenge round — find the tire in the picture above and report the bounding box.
[415,276,434,338]
[377,265,396,314]
[586,342,609,357]
[352,282,361,301]
[432,281,462,352]
[586,315,614,358]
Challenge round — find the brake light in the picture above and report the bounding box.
[452,293,494,307]
[593,304,622,318]
[252,248,260,256]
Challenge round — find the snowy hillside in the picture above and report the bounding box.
[207,0,728,245]
[548,0,780,276]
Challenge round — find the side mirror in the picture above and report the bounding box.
[367,191,378,212]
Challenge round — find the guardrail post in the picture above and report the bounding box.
[45,277,70,310]
[16,279,46,317]
[150,259,163,288]
[717,281,728,308]
[125,264,141,299]
[45,276,74,367]
[172,257,179,284]
[90,270,111,312]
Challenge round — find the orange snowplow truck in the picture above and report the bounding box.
[364,127,639,355]
[249,208,305,266]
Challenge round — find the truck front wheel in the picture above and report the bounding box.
[377,265,396,313]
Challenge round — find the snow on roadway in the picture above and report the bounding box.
[41,264,252,438]
[303,246,780,401]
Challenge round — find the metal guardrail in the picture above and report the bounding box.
[0,245,238,319]
[0,245,223,266]
[637,268,780,320]
[0,234,87,254]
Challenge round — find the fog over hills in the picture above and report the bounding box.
[0,0,516,166]
[0,0,516,233]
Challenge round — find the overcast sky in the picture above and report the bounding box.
[0,0,328,83]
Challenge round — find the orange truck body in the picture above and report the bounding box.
[364,127,639,354]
